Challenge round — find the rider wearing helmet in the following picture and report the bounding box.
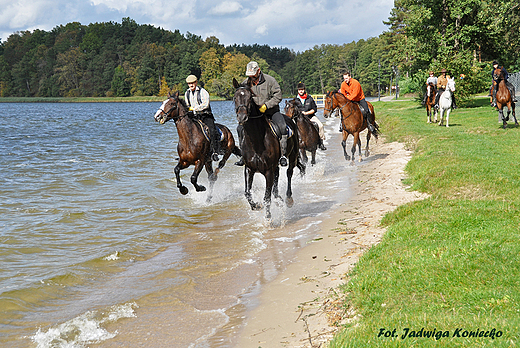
[490,60,517,107]
[295,82,326,151]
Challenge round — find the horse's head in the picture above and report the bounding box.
[233,78,258,125]
[284,98,300,120]
[154,91,182,124]
[493,67,505,82]
[446,78,456,93]
[323,91,338,118]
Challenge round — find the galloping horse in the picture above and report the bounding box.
[232,78,305,219]
[437,77,456,127]
[154,91,240,198]
[493,67,517,128]
[323,91,379,163]
[425,82,437,123]
[284,98,321,165]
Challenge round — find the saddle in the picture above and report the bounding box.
[352,101,370,118]
[267,119,294,139]
[195,119,224,142]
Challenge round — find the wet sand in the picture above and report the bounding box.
[236,138,428,347]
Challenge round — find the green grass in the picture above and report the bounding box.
[330,97,520,347]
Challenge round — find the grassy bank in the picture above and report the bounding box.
[330,98,520,347]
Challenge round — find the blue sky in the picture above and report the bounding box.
[0,0,394,52]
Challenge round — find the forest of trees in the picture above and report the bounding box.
[0,0,518,100]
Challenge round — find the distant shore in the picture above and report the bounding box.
[0,96,227,103]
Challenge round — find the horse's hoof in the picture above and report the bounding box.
[196,186,206,192]
[251,202,263,211]
[285,196,294,208]
[209,173,218,182]
[266,211,272,220]
[179,186,189,195]
[279,157,288,167]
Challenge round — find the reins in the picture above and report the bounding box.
[325,92,353,121]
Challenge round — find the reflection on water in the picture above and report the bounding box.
[0,100,361,347]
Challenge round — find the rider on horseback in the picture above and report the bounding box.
[295,82,326,151]
[185,74,220,162]
[490,60,517,107]
[422,71,437,106]
[340,71,376,134]
[235,61,289,167]
[434,68,457,110]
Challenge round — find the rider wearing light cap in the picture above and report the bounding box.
[184,74,220,162]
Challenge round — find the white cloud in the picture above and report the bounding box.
[0,0,395,51]
[208,1,242,15]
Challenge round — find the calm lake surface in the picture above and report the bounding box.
[0,100,361,347]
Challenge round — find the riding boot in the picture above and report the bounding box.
[319,138,327,151]
[211,129,220,162]
[234,125,245,166]
[279,135,288,167]
[509,86,517,102]
[452,95,457,109]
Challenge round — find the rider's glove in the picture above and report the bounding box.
[189,106,194,111]
[259,104,267,113]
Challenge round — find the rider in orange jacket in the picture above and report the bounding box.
[340,71,375,133]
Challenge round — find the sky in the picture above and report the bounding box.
[0,0,395,52]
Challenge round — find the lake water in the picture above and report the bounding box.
[0,100,361,347]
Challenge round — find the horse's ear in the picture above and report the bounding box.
[173,91,179,98]
[233,78,240,89]
[167,91,171,98]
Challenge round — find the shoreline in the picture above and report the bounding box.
[236,138,428,347]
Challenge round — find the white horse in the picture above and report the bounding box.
[438,77,456,127]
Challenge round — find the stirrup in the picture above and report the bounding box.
[211,153,219,162]
[319,143,327,151]
[279,156,288,167]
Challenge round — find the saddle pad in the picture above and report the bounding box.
[196,119,224,142]
[267,120,294,139]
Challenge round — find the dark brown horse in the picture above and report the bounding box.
[323,91,379,163]
[493,67,517,128]
[232,78,305,219]
[284,98,321,165]
[425,82,437,123]
[154,91,240,198]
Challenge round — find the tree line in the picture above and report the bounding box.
[0,0,518,100]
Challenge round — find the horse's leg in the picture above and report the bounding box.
[285,162,295,208]
[216,132,233,172]
[498,108,507,128]
[341,132,350,161]
[351,132,360,164]
[301,148,308,164]
[263,170,275,219]
[272,165,281,200]
[190,160,206,192]
[310,149,316,166]
[434,108,438,123]
[438,109,443,126]
[427,106,431,123]
[365,131,371,158]
[512,103,518,125]
[174,163,189,195]
[446,109,450,127]
[244,167,261,211]
[204,161,216,202]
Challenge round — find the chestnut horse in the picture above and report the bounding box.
[284,98,320,165]
[323,91,379,163]
[425,82,437,123]
[232,78,305,219]
[154,91,240,198]
[493,67,517,128]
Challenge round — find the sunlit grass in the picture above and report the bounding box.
[330,97,520,347]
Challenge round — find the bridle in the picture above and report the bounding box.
[234,86,263,119]
[324,92,348,114]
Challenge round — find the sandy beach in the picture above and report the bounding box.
[237,137,428,347]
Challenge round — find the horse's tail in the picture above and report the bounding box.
[372,121,380,138]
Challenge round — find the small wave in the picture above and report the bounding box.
[30,302,138,348]
[103,251,120,261]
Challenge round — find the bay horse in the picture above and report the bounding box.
[284,98,320,165]
[232,78,305,219]
[323,91,379,163]
[493,67,517,128]
[154,91,240,198]
[438,77,455,127]
[425,82,437,123]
